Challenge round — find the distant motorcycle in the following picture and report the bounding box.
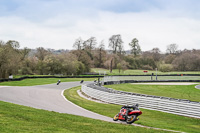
[113,104,142,124]
[57,80,61,85]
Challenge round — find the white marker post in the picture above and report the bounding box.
[156,68,158,80]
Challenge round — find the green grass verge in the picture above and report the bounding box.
[0,101,164,133]
[12,75,103,79]
[0,78,96,86]
[64,86,200,133]
[13,75,52,78]
[105,84,200,102]
[92,68,200,75]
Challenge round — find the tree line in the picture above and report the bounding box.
[0,35,200,78]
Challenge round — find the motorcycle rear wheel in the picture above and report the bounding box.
[126,115,137,124]
[113,114,119,121]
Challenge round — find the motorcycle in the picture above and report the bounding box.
[113,104,142,124]
[57,80,61,85]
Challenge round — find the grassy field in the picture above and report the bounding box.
[0,78,96,86]
[92,68,200,75]
[105,84,200,102]
[1,77,199,132]
[12,75,53,78]
[0,101,163,133]
[64,86,200,133]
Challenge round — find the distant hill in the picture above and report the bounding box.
[29,49,70,56]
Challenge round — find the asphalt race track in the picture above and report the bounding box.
[196,85,200,89]
[0,82,113,122]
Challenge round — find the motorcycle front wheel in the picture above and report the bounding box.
[126,115,137,124]
[113,114,119,121]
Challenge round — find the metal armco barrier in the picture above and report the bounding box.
[81,84,200,119]
[103,75,200,85]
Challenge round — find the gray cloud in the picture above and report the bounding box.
[0,0,200,52]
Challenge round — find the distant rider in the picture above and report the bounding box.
[80,80,84,84]
[57,80,61,85]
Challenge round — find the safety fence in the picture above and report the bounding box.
[103,75,200,84]
[81,84,200,119]
[103,80,200,85]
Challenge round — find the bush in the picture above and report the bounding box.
[159,64,173,72]
[20,67,33,75]
[142,65,153,70]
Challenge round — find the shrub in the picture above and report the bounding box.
[159,64,173,72]
[142,65,153,70]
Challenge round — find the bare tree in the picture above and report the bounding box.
[108,34,124,73]
[98,40,105,67]
[166,44,178,54]
[151,47,161,61]
[109,34,123,54]
[172,50,200,71]
[6,40,20,49]
[129,38,141,56]
[35,47,49,61]
[35,47,49,75]
[73,37,83,50]
[20,47,31,61]
[83,37,97,51]
[118,43,124,55]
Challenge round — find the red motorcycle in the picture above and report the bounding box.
[113,104,142,124]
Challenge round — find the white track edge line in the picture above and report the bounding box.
[61,89,111,118]
[61,88,185,133]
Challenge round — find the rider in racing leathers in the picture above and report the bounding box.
[121,104,139,119]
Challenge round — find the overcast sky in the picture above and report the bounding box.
[0,0,200,52]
